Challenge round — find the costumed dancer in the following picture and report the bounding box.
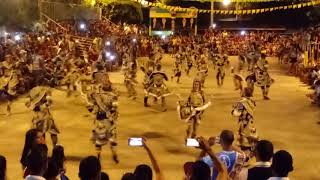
[248,52,274,100]
[177,77,211,139]
[124,62,138,100]
[197,58,209,88]
[215,54,229,87]
[144,65,171,111]
[89,73,119,163]
[26,86,59,146]
[1,54,22,115]
[231,87,258,159]
[171,60,182,83]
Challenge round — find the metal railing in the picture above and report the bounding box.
[40,12,68,33]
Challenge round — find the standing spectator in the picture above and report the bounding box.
[122,173,135,180]
[50,145,68,180]
[268,150,293,180]
[196,136,228,180]
[101,172,110,180]
[78,156,101,180]
[0,155,6,180]
[240,140,274,180]
[133,139,164,180]
[20,129,45,169]
[200,130,246,180]
[25,144,49,180]
[43,159,59,180]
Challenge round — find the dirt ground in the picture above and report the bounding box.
[0,55,319,180]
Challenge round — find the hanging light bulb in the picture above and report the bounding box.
[223,0,231,6]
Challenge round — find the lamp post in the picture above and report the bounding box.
[210,0,214,26]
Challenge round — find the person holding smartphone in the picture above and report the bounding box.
[199,130,246,180]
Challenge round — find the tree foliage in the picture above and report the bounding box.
[0,0,39,28]
[84,0,143,23]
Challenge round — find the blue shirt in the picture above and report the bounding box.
[202,151,238,180]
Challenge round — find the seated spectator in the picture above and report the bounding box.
[200,130,245,180]
[240,140,274,180]
[78,156,101,180]
[122,173,135,180]
[20,129,45,169]
[0,155,6,180]
[50,145,68,180]
[133,139,164,180]
[268,150,293,180]
[25,144,49,180]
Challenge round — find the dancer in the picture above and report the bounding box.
[215,54,229,87]
[254,52,274,100]
[26,86,59,146]
[171,61,182,83]
[124,62,138,100]
[144,65,170,111]
[178,77,211,139]
[89,72,119,163]
[231,87,258,158]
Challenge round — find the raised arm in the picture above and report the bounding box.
[143,139,164,180]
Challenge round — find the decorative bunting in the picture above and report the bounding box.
[130,0,320,15]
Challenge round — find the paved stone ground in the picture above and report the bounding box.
[0,55,319,180]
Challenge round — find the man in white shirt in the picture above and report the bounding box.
[267,150,293,180]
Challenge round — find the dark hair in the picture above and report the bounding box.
[134,164,152,180]
[190,161,211,180]
[122,173,135,180]
[256,140,274,162]
[271,150,293,177]
[43,159,59,179]
[27,144,48,176]
[101,172,110,180]
[0,155,6,180]
[51,145,65,171]
[220,130,234,146]
[79,156,101,180]
[20,129,43,167]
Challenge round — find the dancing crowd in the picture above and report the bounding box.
[1,18,319,180]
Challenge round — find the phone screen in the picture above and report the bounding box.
[186,138,199,147]
[128,138,143,146]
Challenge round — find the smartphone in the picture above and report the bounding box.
[128,137,143,146]
[186,138,199,147]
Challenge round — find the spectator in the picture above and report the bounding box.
[78,156,101,180]
[197,136,228,180]
[183,162,194,180]
[200,130,245,180]
[50,145,68,180]
[134,165,152,180]
[20,129,45,169]
[43,159,59,180]
[133,139,164,180]
[0,155,6,180]
[191,161,211,180]
[101,172,110,180]
[247,140,273,180]
[25,144,49,180]
[268,150,293,180]
[122,173,135,180]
